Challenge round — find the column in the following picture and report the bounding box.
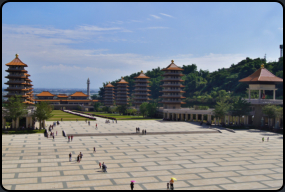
[16,117,19,129]
[258,89,261,101]
[214,117,216,125]
[12,120,15,129]
[228,115,230,125]
[225,115,227,125]
[190,114,193,121]
[196,114,198,121]
[218,117,220,125]
[209,115,211,124]
[185,114,188,121]
[167,113,170,119]
[2,117,6,129]
[26,117,29,128]
[273,90,276,100]
[248,89,251,100]
[176,114,178,121]
[43,120,46,129]
[237,116,239,125]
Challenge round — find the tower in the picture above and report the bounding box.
[104,82,115,106]
[159,60,186,109]
[280,45,283,58]
[133,70,151,108]
[87,78,91,99]
[116,77,129,105]
[4,54,34,105]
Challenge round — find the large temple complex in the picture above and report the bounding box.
[2,54,283,129]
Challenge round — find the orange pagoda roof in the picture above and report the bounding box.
[70,91,88,97]
[117,77,129,84]
[57,94,69,98]
[36,91,55,97]
[239,64,283,83]
[5,54,28,67]
[162,60,184,71]
[105,82,115,87]
[134,70,150,79]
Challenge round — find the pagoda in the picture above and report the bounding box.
[4,54,34,105]
[160,60,186,109]
[133,70,151,108]
[116,77,129,105]
[104,82,115,106]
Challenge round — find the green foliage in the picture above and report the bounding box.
[230,97,251,124]
[213,99,232,123]
[91,94,98,99]
[116,105,128,115]
[93,102,102,112]
[262,104,278,119]
[146,102,157,117]
[3,96,28,129]
[139,102,148,117]
[102,106,110,113]
[33,101,53,129]
[194,105,209,110]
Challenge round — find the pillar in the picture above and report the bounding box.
[225,115,227,124]
[228,115,230,125]
[237,116,239,125]
[196,114,198,121]
[191,114,193,121]
[176,113,178,121]
[185,114,188,121]
[43,120,46,129]
[26,117,29,128]
[2,117,6,129]
[209,114,211,124]
[258,89,261,101]
[248,89,251,100]
[214,117,216,125]
[167,113,170,119]
[273,90,276,100]
[218,117,220,125]
[16,117,19,129]
[244,116,246,125]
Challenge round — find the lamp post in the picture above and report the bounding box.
[261,117,264,127]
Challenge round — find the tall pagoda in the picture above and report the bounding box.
[104,82,115,106]
[160,60,186,109]
[116,77,129,105]
[133,70,151,108]
[4,54,34,105]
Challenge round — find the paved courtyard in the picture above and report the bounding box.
[2,117,283,190]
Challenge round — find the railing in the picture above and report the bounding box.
[160,95,184,98]
[5,80,26,84]
[161,78,184,81]
[161,108,214,114]
[4,87,27,90]
[243,98,283,105]
[134,89,150,91]
[161,89,183,92]
[135,80,150,83]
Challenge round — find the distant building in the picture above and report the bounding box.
[116,77,129,105]
[35,91,99,111]
[104,82,115,106]
[133,70,151,108]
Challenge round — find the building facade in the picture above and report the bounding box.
[104,82,115,106]
[116,77,129,105]
[133,71,151,108]
[160,60,186,109]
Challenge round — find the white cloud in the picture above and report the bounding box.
[160,13,173,18]
[150,15,161,19]
[139,26,169,30]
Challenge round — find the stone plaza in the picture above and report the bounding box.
[2,117,283,190]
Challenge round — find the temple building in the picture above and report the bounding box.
[104,82,115,106]
[4,54,34,105]
[3,54,35,129]
[133,70,151,108]
[35,91,98,111]
[160,60,186,109]
[116,77,129,105]
[238,64,283,127]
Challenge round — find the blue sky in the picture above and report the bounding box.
[2,2,283,89]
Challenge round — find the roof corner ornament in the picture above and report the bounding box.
[121,76,124,79]
[171,60,174,64]
[15,53,19,58]
[261,64,264,68]
[141,70,143,73]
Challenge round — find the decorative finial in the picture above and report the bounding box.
[171,60,174,63]
[141,70,143,73]
[15,54,19,58]
[109,81,110,84]
[121,76,124,79]
[261,64,264,68]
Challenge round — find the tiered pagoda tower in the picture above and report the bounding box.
[4,54,34,105]
[160,60,186,109]
[104,82,115,106]
[133,70,151,108]
[116,77,129,105]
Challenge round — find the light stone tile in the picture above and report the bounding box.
[2,178,38,185]
[2,164,18,168]
[41,165,81,171]
[2,168,38,173]
[266,174,283,180]
[15,182,63,190]
[143,181,190,190]
[261,180,283,188]
[20,162,59,168]
[95,184,143,190]
[209,165,246,172]
[2,173,15,179]
[270,168,283,173]
[42,175,86,182]
[183,162,219,168]
[177,185,222,190]
[114,176,158,184]
[158,173,201,181]
[66,179,113,188]
[167,156,201,160]
[229,175,273,182]
[171,168,211,174]
[220,182,268,190]
[242,164,279,169]
[192,158,225,163]
[223,157,258,161]
[2,185,12,190]
[88,172,130,180]
[188,178,233,186]
[157,160,192,165]
[236,169,275,176]
[198,171,241,178]
[145,164,182,171]
[131,170,171,177]
[215,160,253,166]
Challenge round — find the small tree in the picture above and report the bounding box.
[146,103,157,118]
[230,97,251,124]
[110,106,116,114]
[94,102,102,112]
[102,106,110,113]
[262,104,277,127]
[213,99,231,125]
[33,101,53,129]
[139,102,148,118]
[3,95,28,129]
[132,108,138,116]
[126,108,133,115]
[116,105,127,115]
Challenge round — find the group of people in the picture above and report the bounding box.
[99,162,107,172]
[135,127,146,134]
[105,120,112,123]
[68,135,74,142]
[47,124,57,139]
[76,152,83,162]
[130,178,175,190]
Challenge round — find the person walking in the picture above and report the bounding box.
[169,178,174,190]
[79,152,83,160]
[96,124,97,128]
[102,162,107,172]
[167,182,169,190]
[145,130,147,135]
[71,135,73,141]
[53,135,55,140]
[69,153,72,162]
[99,162,101,169]
[68,136,70,142]
[94,147,96,153]
[267,137,269,142]
[262,137,264,142]
[77,155,80,163]
[130,181,134,190]
[56,131,57,136]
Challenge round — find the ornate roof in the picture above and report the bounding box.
[117,77,129,84]
[162,60,184,71]
[70,91,88,97]
[105,82,115,87]
[5,54,28,67]
[134,70,150,79]
[57,94,69,98]
[239,64,283,83]
[36,91,55,97]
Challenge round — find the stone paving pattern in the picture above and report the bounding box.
[2,117,283,190]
